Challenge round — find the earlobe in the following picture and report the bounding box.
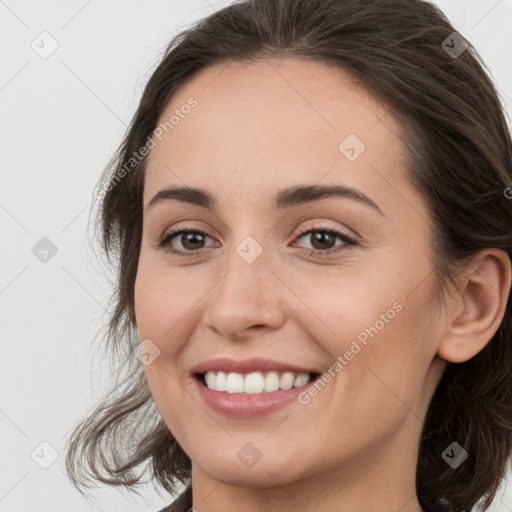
[437,249,512,364]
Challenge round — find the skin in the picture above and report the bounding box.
[134,58,511,512]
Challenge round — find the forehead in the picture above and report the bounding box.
[143,58,410,217]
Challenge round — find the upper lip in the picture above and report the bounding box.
[192,357,320,375]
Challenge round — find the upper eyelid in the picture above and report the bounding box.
[161,219,353,236]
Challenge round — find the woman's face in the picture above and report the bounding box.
[134,58,447,494]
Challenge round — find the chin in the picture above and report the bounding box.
[195,448,307,488]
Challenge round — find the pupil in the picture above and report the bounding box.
[312,231,334,249]
[183,232,204,250]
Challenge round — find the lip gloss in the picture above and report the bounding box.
[194,376,314,417]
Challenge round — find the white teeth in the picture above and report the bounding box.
[225,372,244,393]
[203,370,313,393]
[244,372,265,394]
[216,371,227,391]
[279,372,295,390]
[264,371,280,392]
[293,373,310,387]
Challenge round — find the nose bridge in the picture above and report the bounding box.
[215,233,272,309]
[202,232,284,337]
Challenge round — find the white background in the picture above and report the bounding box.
[1,1,511,510]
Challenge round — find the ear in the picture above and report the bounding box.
[437,249,512,363]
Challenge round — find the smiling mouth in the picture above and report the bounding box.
[195,370,321,394]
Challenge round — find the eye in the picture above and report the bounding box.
[158,224,217,257]
[157,222,358,258]
[292,224,357,257]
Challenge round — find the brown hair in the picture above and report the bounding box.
[65,1,512,510]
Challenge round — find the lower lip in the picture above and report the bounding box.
[194,375,316,417]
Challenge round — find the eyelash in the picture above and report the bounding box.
[157,223,358,258]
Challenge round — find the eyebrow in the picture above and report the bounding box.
[146,183,384,216]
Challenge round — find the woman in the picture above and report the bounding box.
[65,1,512,511]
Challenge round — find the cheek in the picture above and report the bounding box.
[134,258,199,349]
[293,263,435,402]
[134,262,197,430]
[287,264,402,354]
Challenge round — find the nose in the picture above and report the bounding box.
[202,242,286,341]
